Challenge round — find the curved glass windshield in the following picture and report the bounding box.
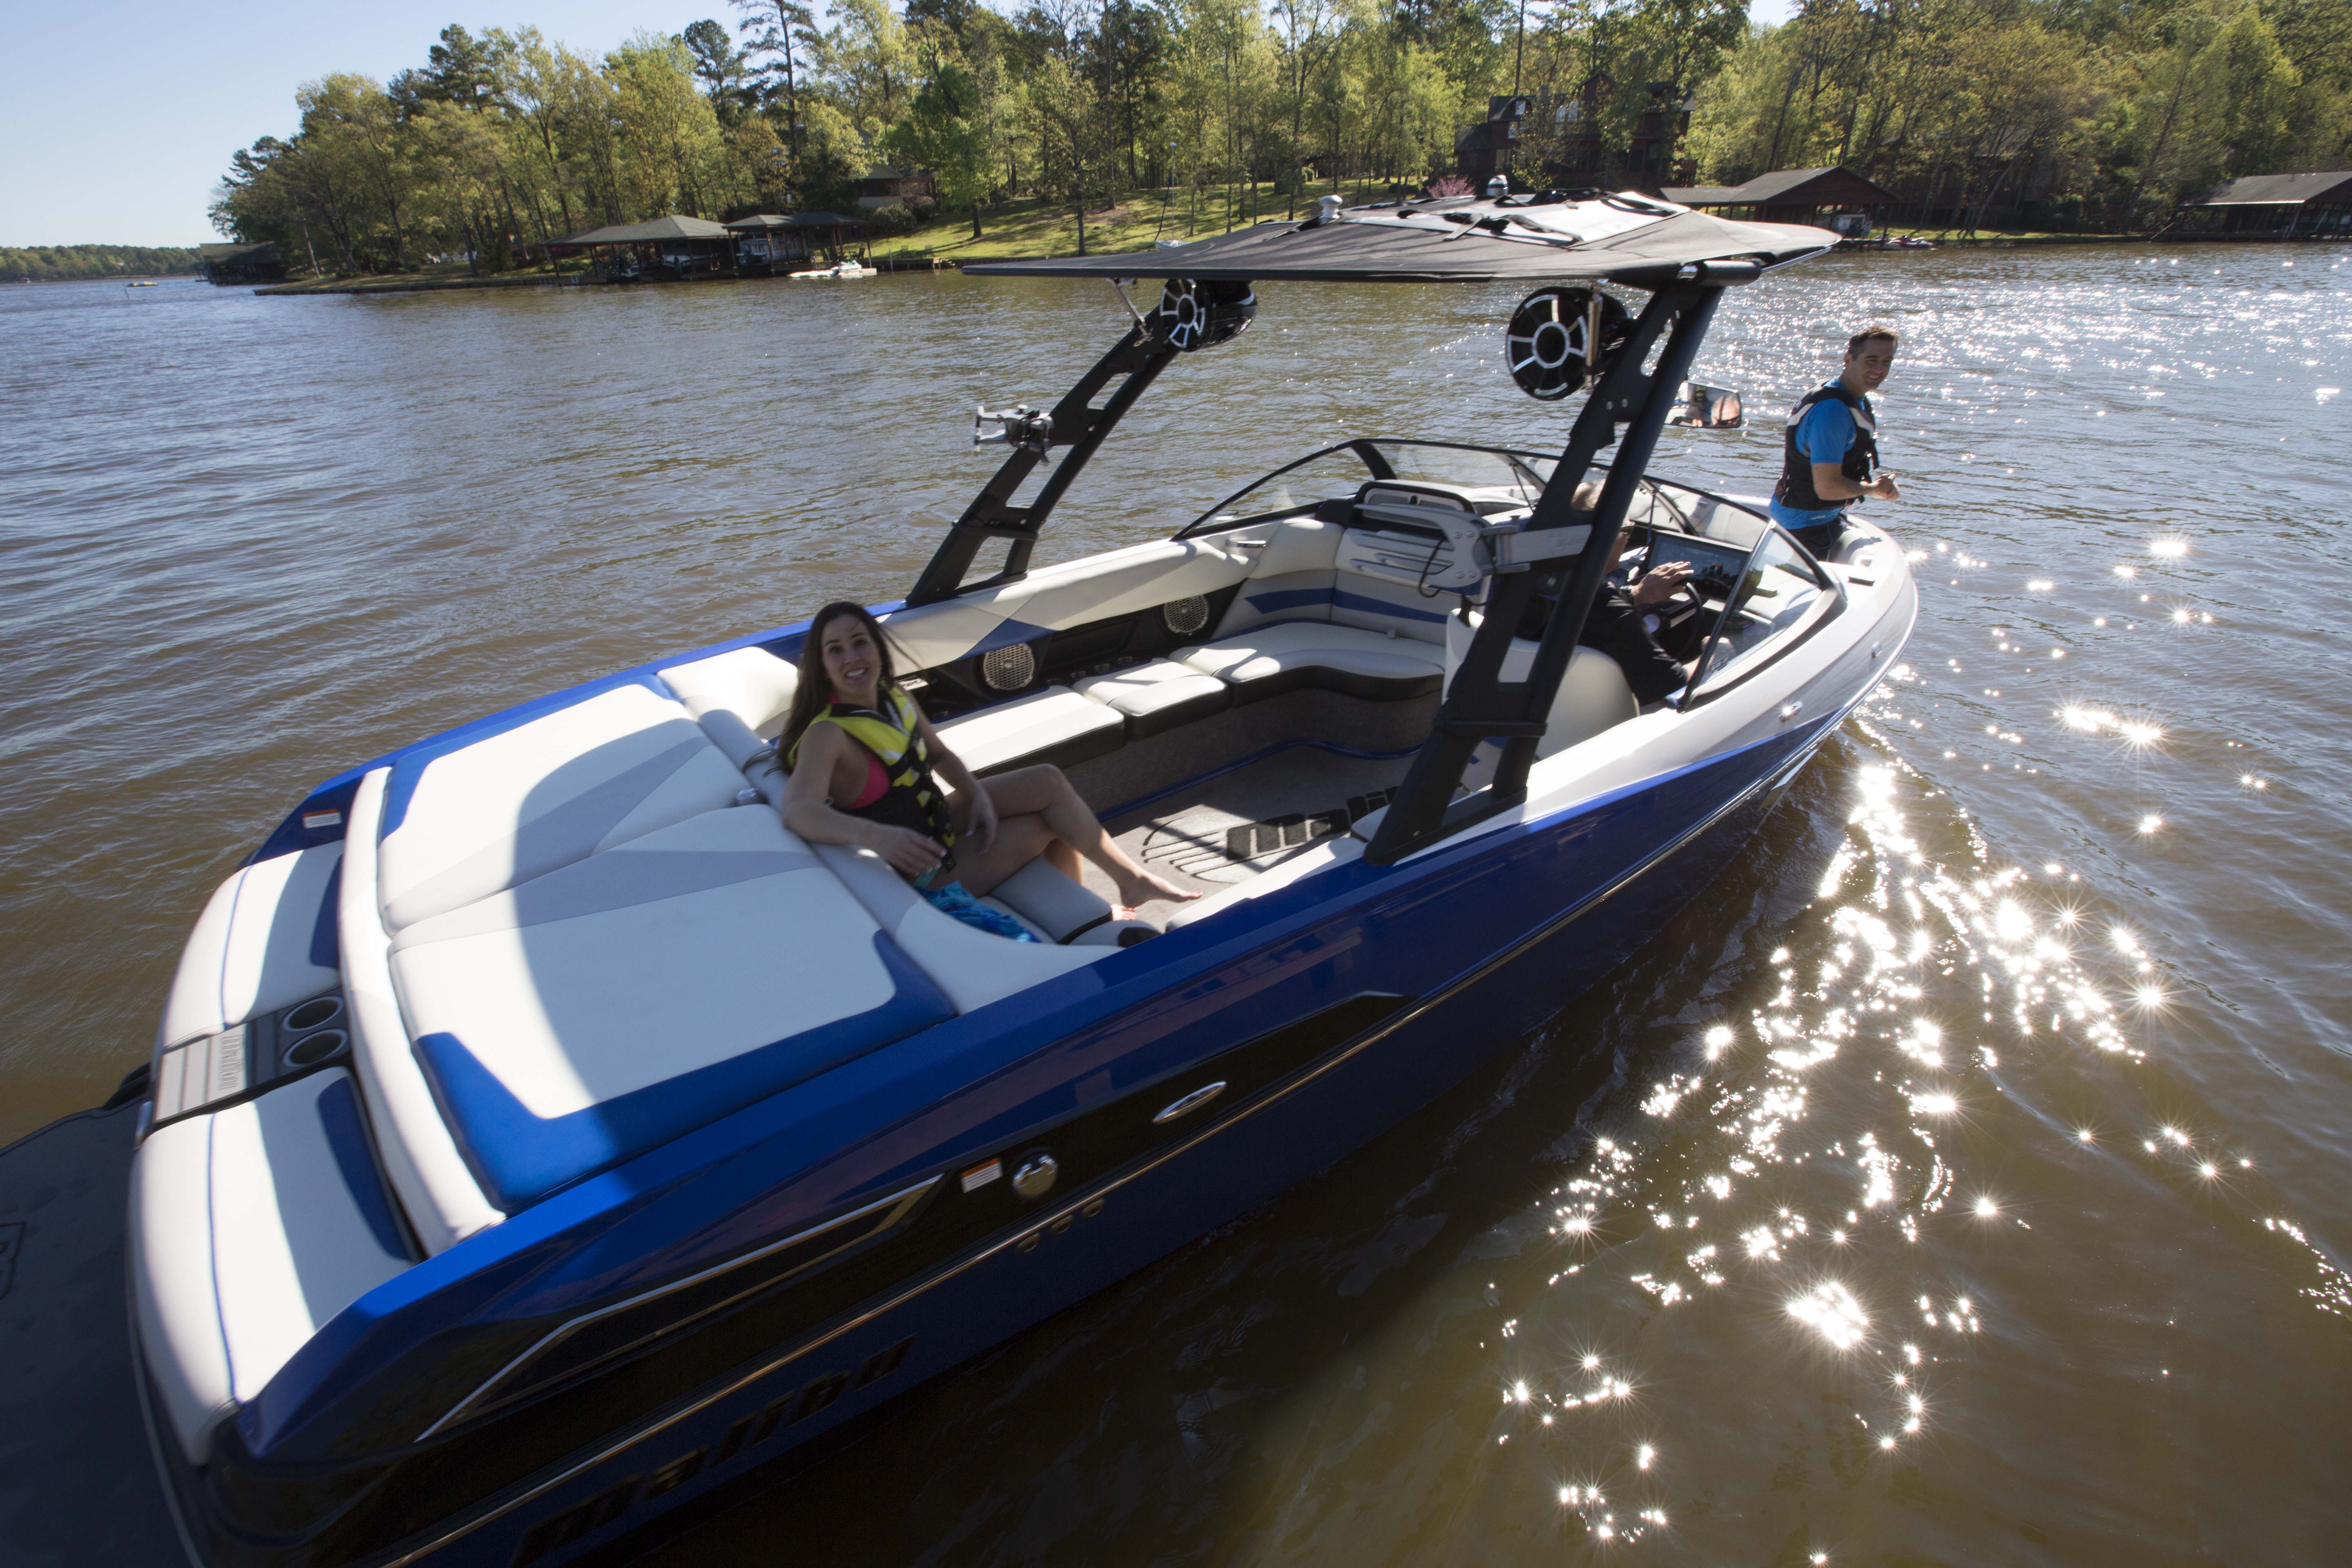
[1691,529,1836,694]
[1191,446,1376,528]
[1642,481,1767,551]
[1366,441,1553,502]
[1186,440,1561,534]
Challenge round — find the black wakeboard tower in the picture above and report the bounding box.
[937,189,1839,865]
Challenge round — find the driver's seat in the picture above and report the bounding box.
[1443,607,1639,762]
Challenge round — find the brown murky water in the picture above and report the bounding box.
[5,246,2350,1564]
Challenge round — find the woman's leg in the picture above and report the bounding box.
[939,807,1061,899]
[967,765,1196,907]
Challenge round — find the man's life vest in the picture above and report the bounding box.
[787,683,958,854]
[1773,381,1879,514]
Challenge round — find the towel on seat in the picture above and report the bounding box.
[920,882,1041,943]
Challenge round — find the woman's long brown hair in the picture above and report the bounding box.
[778,601,910,771]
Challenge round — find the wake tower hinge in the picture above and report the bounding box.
[1108,277,1150,332]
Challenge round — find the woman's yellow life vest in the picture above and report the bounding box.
[787,683,957,853]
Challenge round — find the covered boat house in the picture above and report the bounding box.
[549,215,737,281]
[2182,172,2352,236]
[724,214,800,273]
[783,211,869,266]
[1664,166,1897,236]
[724,212,869,272]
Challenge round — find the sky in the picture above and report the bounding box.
[0,0,1803,249]
[0,3,717,247]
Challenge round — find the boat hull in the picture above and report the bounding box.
[93,506,1915,1568]
[204,699,1856,1568]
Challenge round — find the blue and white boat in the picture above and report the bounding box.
[16,190,1915,1568]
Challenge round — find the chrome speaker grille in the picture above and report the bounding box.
[1160,595,1211,636]
[980,643,1037,691]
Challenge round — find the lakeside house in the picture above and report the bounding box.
[2182,172,2352,236]
[199,242,284,285]
[855,167,936,216]
[1457,89,1693,189]
[1663,167,1898,236]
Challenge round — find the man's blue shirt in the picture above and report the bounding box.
[1770,380,1863,531]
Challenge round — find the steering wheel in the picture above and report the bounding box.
[1637,559,1711,617]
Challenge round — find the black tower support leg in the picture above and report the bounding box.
[1364,279,1728,867]
[906,324,1178,607]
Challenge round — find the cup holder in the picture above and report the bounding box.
[283,996,343,1033]
[283,1029,349,1069]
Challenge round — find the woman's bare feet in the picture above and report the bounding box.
[1113,868,1200,913]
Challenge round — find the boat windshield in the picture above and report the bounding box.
[1364,441,1554,501]
[1689,528,1838,696]
[1181,439,1557,535]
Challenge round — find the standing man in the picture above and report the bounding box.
[1771,325,1902,558]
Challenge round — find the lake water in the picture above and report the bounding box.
[4,246,2348,1564]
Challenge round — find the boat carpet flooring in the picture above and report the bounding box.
[1069,743,1417,906]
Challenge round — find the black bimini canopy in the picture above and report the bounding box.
[963,192,1838,286]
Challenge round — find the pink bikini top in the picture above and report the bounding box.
[844,749,890,810]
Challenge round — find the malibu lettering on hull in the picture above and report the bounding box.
[511,1336,916,1566]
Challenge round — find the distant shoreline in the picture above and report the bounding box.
[231,223,2338,298]
[2,274,198,285]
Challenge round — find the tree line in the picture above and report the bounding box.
[1687,0,2350,232]
[210,0,2352,273]
[4,245,202,284]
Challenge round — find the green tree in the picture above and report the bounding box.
[886,57,999,234]
[735,0,824,179]
[684,19,757,122]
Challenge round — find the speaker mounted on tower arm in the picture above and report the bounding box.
[1503,287,1630,401]
[1154,278,1256,352]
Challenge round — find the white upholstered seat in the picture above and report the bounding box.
[158,842,343,1049]
[1178,622,1446,704]
[341,768,503,1254]
[387,807,951,1211]
[1074,659,1231,738]
[376,684,747,931]
[659,645,800,767]
[934,685,1126,776]
[133,1069,412,1462]
[811,844,1105,1012]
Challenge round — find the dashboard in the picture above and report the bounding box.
[1633,530,1752,604]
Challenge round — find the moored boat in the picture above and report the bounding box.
[10,187,1914,1568]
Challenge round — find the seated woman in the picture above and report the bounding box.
[779,601,1196,924]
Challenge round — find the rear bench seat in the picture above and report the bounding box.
[386,806,955,1213]
[376,683,748,931]
[346,666,1141,1235]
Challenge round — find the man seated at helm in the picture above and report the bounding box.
[1515,481,1700,705]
